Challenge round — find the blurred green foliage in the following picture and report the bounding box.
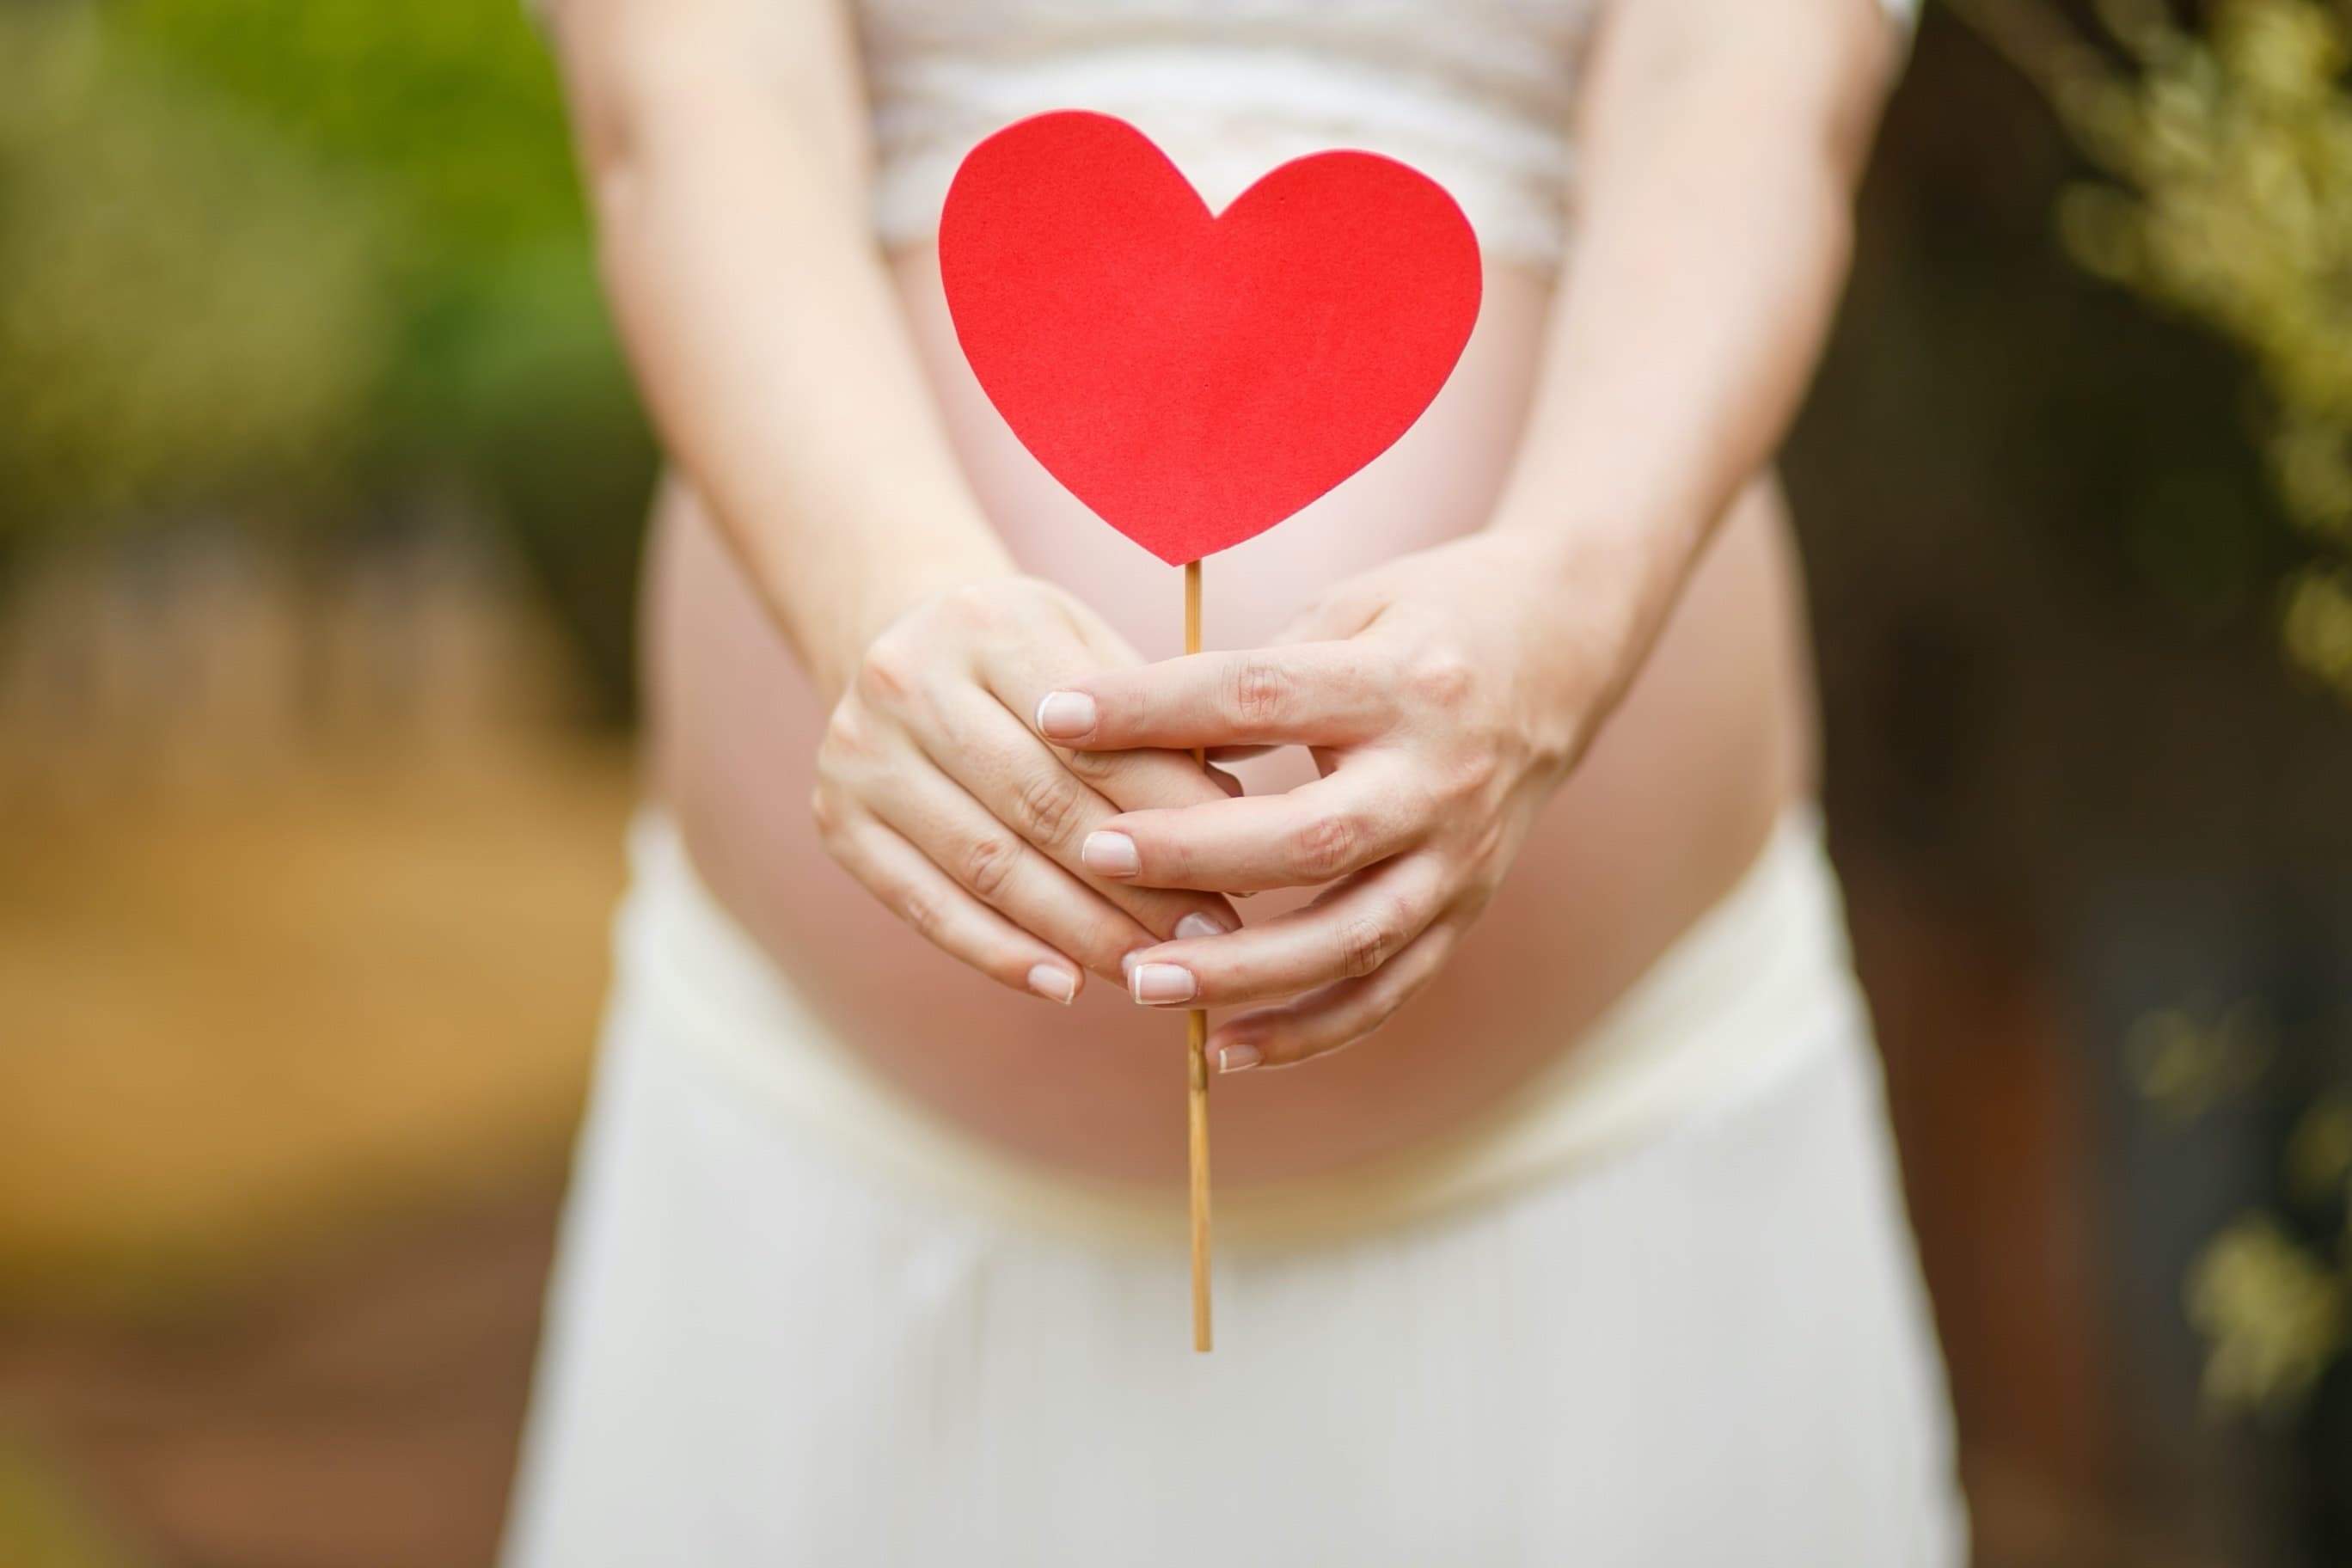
[123,0,580,254]
[1957,0,2352,1425]
[1957,0,2352,708]
[0,0,653,715]
[0,9,385,533]
[2133,1001,2351,1418]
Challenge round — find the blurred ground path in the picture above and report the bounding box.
[0,741,631,1567]
[0,746,632,1289]
[0,1195,557,1568]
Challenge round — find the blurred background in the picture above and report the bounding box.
[3,0,2351,1563]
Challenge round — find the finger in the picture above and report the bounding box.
[1080,762,1427,892]
[1036,645,1391,752]
[971,628,1245,903]
[1056,740,1234,817]
[973,628,1237,820]
[823,811,1085,1004]
[865,754,1161,979]
[1208,918,1460,1071]
[915,683,1240,940]
[1118,854,1451,1009]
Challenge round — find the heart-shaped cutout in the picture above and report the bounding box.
[940,112,1483,566]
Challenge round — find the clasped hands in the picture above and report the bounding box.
[813,531,1609,1072]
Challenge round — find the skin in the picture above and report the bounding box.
[548,0,1902,1184]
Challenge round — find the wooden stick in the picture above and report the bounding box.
[1184,557,1212,1353]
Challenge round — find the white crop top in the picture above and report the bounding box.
[857,0,1916,270]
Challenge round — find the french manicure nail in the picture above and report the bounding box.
[1082,830,1140,878]
[1218,1043,1263,1074]
[1034,690,1097,739]
[1174,912,1228,940]
[1130,963,1197,1005]
[1026,963,1076,1004]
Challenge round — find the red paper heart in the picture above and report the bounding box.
[940,112,1483,566]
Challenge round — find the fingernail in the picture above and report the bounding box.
[1218,1042,1263,1074]
[1034,690,1097,739]
[1082,830,1140,878]
[1026,963,1076,1004]
[1130,963,1196,1005]
[1174,912,1228,940]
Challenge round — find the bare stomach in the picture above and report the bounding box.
[646,250,1813,1186]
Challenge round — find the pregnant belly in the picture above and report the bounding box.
[645,253,1813,1185]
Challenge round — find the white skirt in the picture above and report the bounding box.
[503,814,1967,1565]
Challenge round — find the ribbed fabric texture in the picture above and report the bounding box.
[858,0,1919,269]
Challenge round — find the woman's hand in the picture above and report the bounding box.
[1033,530,1636,1070]
[815,575,1240,1005]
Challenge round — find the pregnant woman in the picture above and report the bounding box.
[507,0,1965,1561]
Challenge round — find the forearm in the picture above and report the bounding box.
[551,0,1011,703]
[1488,0,1898,689]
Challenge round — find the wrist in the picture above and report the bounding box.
[1467,518,1675,757]
[1474,523,1645,653]
[812,536,1020,707]
[1497,490,1706,635]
